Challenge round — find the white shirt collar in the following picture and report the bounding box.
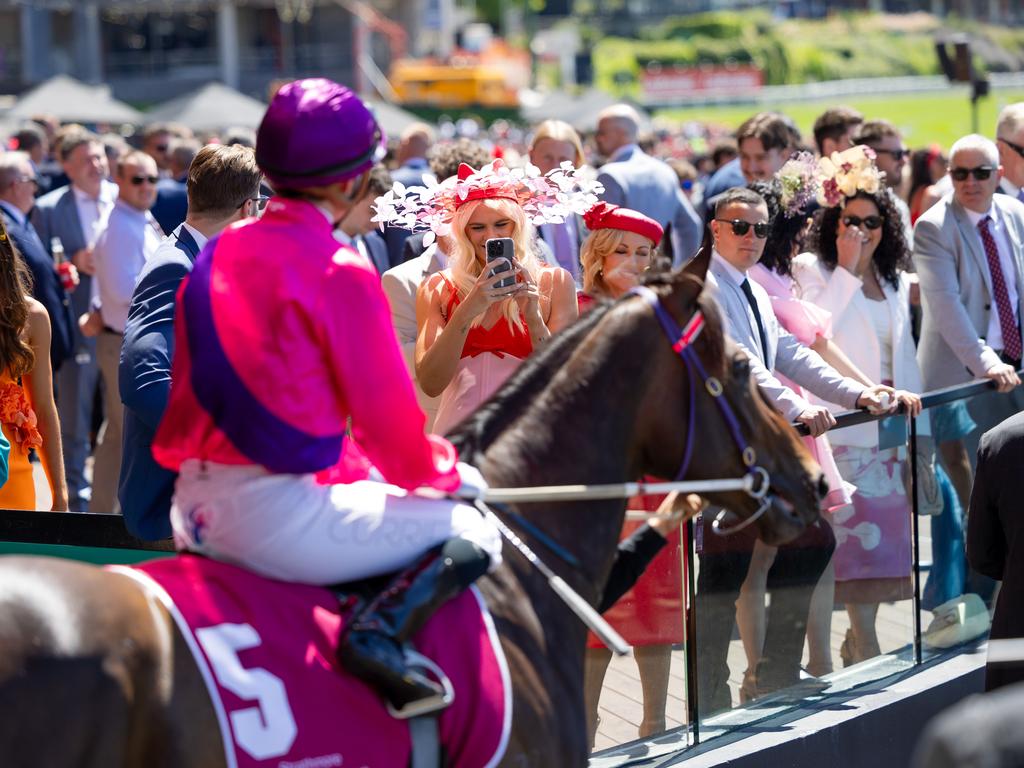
[711,249,748,285]
[963,204,997,228]
[1002,178,1022,198]
[181,222,208,251]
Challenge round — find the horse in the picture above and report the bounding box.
[0,254,824,767]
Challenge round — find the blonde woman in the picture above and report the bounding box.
[413,161,582,435]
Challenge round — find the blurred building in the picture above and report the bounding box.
[0,0,420,102]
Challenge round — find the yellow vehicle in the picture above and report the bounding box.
[391,59,519,109]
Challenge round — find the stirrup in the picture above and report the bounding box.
[386,649,455,720]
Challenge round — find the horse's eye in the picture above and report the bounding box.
[732,356,750,376]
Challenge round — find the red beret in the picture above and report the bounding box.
[583,202,664,246]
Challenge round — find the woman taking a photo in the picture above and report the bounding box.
[403,160,591,434]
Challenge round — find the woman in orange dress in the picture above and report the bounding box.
[0,220,66,510]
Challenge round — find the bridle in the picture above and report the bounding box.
[629,285,772,536]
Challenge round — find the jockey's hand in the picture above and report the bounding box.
[649,493,704,538]
[453,461,488,501]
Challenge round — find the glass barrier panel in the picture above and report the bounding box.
[587,503,692,760]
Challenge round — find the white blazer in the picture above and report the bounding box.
[792,252,929,446]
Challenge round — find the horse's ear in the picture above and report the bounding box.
[682,245,711,283]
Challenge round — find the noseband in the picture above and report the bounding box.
[629,286,771,535]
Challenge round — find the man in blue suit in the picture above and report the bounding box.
[0,152,76,372]
[337,165,394,275]
[32,131,118,511]
[384,124,435,267]
[118,143,262,539]
[595,104,702,267]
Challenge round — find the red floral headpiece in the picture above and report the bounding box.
[583,202,663,246]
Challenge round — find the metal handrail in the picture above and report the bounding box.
[793,370,1024,436]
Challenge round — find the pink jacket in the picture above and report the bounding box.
[152,197,460,493]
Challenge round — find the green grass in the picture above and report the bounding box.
[656,89,1024,151]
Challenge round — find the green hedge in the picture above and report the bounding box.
[592,10,1024,96]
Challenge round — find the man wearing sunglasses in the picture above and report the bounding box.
[119,143,262,540]
[854,119,913,244]
[916,133,1024,439]
[995,102,1024,203]
[88,150,163,515]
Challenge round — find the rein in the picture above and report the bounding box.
[628,285,772,536]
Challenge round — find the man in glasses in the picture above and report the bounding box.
[916,133,1024,432]
[854,119,913,243]
[995,102,1024,203]
[89,150,163,515]
[699,189,895,714]
[0,151,75,373]
[140,123,176,178]
[119,143,262,540]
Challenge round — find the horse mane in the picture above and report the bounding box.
[448,269,722,463]
[447,299,617,463]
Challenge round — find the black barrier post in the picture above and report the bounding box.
[909,414,923,666]
[684,516,701,745]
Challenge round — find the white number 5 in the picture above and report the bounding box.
[196,623,298,760]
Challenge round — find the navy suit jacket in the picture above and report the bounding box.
[362,230,391,275]
[151,177,187,236]
[0,205,75,370]
[117,225,200,540]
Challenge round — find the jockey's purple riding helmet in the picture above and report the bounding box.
[255,78,386,190]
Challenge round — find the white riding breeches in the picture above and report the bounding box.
[169,460,503,584]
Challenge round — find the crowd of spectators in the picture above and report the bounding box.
[1,91,1022,744]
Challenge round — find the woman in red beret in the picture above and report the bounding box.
[576,202,683,744]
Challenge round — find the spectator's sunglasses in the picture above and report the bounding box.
[842,215,883,230]
[130,174,159,186]
[949,166,995,182]
[714,219,769,238]
[999,137,1024,160]
[872,147,909,162]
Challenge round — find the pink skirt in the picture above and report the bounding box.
[433,352,524,437]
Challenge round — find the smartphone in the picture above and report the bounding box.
[486,238,517,289]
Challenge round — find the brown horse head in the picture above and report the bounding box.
[632,249,824,546]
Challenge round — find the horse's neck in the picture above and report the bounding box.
[480,336,655,599]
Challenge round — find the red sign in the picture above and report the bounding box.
[640,65,763,103]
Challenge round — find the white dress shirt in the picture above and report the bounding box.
[93,200,162,332]
[964,204,1020,352]
[711,251,765,358]
[73,180,117,248]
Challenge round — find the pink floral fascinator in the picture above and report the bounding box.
[775,151,822,218]
[372,158,604,246]
[816,145,884,207]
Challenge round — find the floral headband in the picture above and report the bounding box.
[776,151,821,217]
[816,145,884,207]
[372,158,604,246]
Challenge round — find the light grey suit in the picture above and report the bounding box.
[915,193,1024,390]
[705,253,863,421]
[31,184,101,511]
[381,244,446,430]
[598,146,702,268]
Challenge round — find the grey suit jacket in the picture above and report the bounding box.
[914,193,1024,389]
[597,147,702,267]
[705,254,863,421]
[31,184,94,323]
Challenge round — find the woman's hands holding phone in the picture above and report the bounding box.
[455,258,525,323]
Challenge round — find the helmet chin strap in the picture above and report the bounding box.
[330,171,372,228]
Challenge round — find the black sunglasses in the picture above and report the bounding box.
[842,215,883,230]
[949,166,995,182]
[715,218,769,238]
[873,147,909,162]
[130,175,159,186]
[17,176,39,189]
[243,194,270,212]
[999,137,1024,160]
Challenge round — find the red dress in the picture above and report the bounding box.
[432,272,533,436]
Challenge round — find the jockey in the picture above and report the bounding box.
[151,78,502,709]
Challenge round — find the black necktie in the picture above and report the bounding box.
[740,278,770,363]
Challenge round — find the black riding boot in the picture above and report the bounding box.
[338,537,490,709]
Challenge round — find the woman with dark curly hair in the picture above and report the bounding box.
[793,146,925,667]
[735,170,875,694]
